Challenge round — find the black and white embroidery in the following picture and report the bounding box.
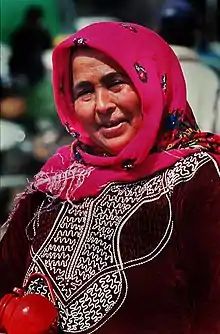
[73,37,87,47]
[134,63,148,83]
[161,74,167,93]
[120,23,138,33]
[24,152,212,333]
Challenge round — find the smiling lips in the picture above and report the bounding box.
[100,119,128,138]
[103,119,126,128]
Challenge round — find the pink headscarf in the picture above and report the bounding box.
[32,22,220,201]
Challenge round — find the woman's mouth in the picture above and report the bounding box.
[100,120,128,138]
[104,120,125,128]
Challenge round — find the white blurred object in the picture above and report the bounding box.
[0,222,9,240]
[75,16,119,31]
[42,49,53,71]
[0,43,11,79]
[0,119,25,151]
[0,175,27,188]
[171,45,220,133]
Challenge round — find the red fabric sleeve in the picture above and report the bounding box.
[176,160,220,333]
[0,192,43,298]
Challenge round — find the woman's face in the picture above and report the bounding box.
[72,48,142,155]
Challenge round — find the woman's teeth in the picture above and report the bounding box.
[105,121,123,128]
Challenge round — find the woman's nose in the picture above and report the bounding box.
[95,88,115,114]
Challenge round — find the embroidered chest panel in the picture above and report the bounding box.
[24,152,211,333]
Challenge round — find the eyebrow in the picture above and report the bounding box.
[73,81,92,93]
[72,71,131,93]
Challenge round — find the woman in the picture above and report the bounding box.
[0,22,220,333]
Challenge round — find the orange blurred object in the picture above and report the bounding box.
[0,97,26,119]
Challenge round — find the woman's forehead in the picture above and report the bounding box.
[71,47,123,73]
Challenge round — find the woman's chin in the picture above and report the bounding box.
[91,126,138,155]
[98,136,134,155]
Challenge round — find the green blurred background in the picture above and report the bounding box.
[1,0,60,44]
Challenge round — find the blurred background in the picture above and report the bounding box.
[0,0,219,226]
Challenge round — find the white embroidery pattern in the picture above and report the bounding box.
[34,159,95,200]
[24,152,211,333]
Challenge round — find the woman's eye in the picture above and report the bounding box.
[111,80,123,86]
[108,80,124,90]
[75,89,93,100]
